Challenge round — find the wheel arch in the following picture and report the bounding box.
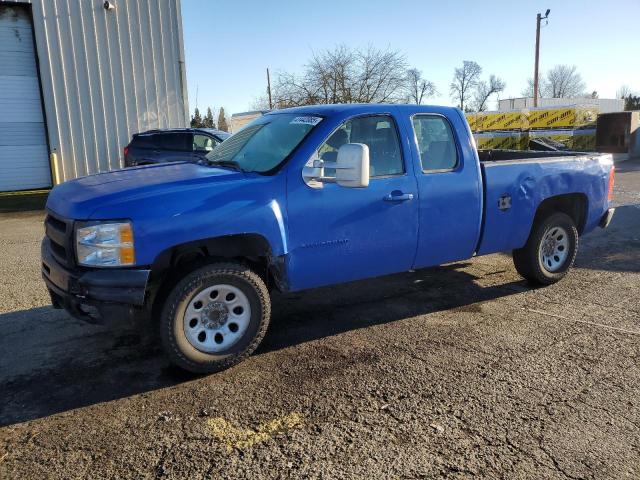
[533,193,588,234]
[147,233,287,320]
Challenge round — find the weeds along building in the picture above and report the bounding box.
[0,0,189,192]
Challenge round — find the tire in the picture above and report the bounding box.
[160,262,271,374]
[512,212,578,286]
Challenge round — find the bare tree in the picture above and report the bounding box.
[617,85,634,99]
[545,65,586,98]
[405,68,436,104]
[250,95,272,111]
[450,61,482,110]
[522,66,586,99]
[472,75,506,111]
[521,77,545,98]
[354,46,409,103]
[270,45,410,107]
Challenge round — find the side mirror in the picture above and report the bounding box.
[302,143,370,188]
[335,143,369,188]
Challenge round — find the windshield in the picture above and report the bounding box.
[205,113,322,173]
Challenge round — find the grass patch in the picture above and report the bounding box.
[0,190,49,213]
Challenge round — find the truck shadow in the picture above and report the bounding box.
[263,264,528,353]
[0,263,527,427]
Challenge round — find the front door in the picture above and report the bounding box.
[286,114,419,291]
[192,133,217,161]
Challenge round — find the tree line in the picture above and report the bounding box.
[190,106,229,131]
[616,85,640,110]
[247,45,636,113]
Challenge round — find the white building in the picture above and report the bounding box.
[0,0,189,192]
[498,97,624,114]
[229,110,268,133]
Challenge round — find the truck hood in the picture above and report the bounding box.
[46,162,247,219]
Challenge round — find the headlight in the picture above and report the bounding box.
[76,221,135,267]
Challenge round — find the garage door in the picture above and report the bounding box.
[0,5,51,192]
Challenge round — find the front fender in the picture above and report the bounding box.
[89,174,289,266]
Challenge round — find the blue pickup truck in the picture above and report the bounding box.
[42,104,615,373]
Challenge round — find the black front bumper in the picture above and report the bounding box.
[42,238,151,323]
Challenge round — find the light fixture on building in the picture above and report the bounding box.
[103,1,115,11]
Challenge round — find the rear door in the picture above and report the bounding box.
[129,134,159,164]
[157,132,194,163]
[407,112,483,267]
[286,113,419,291]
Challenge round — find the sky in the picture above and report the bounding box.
[181,0,640,116]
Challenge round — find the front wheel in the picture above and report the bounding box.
[160,262,271,374]
[512,212,578,285]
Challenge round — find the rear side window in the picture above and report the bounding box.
[158,133,192,151]
[412,115,458,172]
[131,134,158,149]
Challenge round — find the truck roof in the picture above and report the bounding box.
[268,103,462,117]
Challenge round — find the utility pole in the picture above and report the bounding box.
[533,9,550,107]
[266,68,273,110]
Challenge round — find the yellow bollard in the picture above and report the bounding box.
[49,151,61,185]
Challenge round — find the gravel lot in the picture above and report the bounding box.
[1,161,639,479]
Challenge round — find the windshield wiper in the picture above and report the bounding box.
[203,159,245,172]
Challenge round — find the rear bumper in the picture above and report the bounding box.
[42,238,150,323]
[599,208,615,229]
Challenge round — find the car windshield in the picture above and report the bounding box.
[205,113,322,173]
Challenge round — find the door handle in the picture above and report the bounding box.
[384,191,414,202]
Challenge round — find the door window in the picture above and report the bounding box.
[318,115,404,177]
[193,134,216,152]
[159,133,192,151]
[412,116,458,172]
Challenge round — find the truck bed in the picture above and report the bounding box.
[476,150,613,256]
[477,149,588,163]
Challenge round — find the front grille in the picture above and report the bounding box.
[45,212,74,267]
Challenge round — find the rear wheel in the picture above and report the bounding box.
[512,212,578,285]
[160,262,271,373]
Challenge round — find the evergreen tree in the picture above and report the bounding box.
[190,107,204,128]
[217,107,229,132]
[624,95,640,111]
[203,107,216,128]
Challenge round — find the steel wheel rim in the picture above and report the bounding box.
[539,226,569,272]
[183,284,251,353]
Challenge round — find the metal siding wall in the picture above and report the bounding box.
[5,0,188,183]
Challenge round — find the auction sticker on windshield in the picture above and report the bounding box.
[290,116,323,126]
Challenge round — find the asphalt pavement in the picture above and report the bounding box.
[0,160,638,479]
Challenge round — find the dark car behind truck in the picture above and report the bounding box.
[42,104,615,374]
[124,128,230,167]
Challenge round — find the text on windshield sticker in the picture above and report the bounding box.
[290,116,323,126]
